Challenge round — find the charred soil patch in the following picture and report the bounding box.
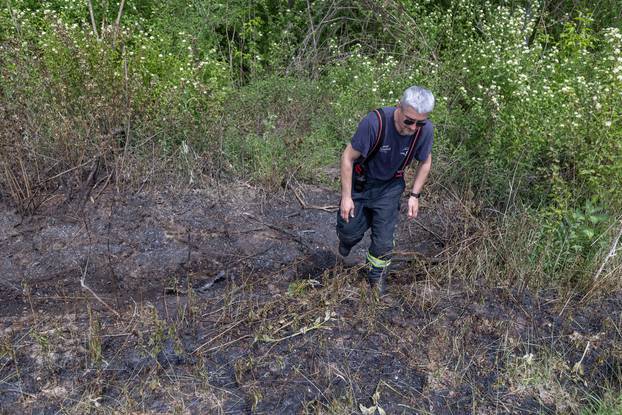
[0,182,621,414]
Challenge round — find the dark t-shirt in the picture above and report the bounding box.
[351,106,434,181]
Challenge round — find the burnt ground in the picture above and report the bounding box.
[0,180,621,414]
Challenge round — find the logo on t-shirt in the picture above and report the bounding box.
[379,145,391,153]
[400,147,409,156]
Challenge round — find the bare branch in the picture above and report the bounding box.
[87,0,99,39]
[114,0,126,41]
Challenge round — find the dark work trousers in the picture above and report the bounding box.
[336,177,405,277]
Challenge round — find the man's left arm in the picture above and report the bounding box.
[407,153,432,219]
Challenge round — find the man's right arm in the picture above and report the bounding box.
[339,144,362,222]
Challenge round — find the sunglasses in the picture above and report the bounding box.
[403,117,426,127]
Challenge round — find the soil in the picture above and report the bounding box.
[0,181,620,414]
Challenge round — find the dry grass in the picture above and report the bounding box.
[1,248,620,413]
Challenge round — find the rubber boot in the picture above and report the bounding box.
[338,241,352,257]
[367,264,388,296]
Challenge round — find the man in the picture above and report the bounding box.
[336,86,435,294]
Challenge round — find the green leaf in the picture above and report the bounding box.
[588,215,606,225]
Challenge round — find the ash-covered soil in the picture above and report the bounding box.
[0,181,620,414]
[0,181,442,318]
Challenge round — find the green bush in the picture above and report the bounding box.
[0,2,232,200]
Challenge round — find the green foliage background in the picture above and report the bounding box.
[1,0,621,284]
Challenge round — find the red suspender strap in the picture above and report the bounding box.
[354,108,385,172]
[394,126,423,178]
[365,109,384,161]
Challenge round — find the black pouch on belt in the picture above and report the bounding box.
[353,163,366,192]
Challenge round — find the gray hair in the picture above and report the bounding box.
[401,86,435,114]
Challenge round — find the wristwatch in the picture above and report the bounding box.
[410,191,421,198]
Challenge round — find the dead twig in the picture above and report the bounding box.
[593,220,622,281]
[194,318,247,353]
[93,171,113,202]
[40,157,95,184]
[242,212,313,251]
[79,256,120,318]
[290,183,338,212]
[572,340,591,375]
[581,219,622,303]
[194,334,252,354]
[79,157,100,209]
[410,218,444,242]
[255,310,335,344]
[2,388,36,399]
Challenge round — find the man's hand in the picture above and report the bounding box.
[340,197,355,222]
[407,196,419,219]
